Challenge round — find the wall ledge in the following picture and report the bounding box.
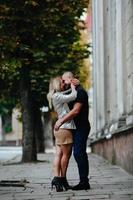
[90,124,133,145]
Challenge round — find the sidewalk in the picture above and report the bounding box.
[0,152,133,200]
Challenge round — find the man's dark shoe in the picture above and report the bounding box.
[72,182,90,190]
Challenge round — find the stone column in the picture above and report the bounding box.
[125,0,133,125]
[92,0,106,137]
[115,0,127,127]
[106,0,119,132]
[103,0,111,127]
[108,0,117,124]
[92,0,98,134]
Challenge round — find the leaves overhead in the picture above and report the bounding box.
[0,0,90,108]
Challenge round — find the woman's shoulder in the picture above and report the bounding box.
[52,92,62,100]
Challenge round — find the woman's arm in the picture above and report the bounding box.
[54,84,77,104]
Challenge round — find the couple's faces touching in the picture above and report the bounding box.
[60,79,69,91]
[60,79,65,91]
[61,75,72,91]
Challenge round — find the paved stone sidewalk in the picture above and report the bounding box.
[0,153,133,200]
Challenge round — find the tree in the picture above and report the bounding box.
[0,0,90,162]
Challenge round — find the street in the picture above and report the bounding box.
[0,147,22,163]
[0,152,133,200]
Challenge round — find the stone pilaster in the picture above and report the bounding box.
[92,0,133,140]
[125,0,133,126]
[92,0,106,137]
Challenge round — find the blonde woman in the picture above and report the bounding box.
[48,76,77,192]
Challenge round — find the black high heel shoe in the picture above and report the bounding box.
[51,177,63,192]
[61,177,72,190]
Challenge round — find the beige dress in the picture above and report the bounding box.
[52,89,77,145]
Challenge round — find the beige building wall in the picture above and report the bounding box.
[0,109,22,145]
[91,0,133,174]
[92,0,133,139]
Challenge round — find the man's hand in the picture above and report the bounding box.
[70,82,76,90]
[54,119,63,131]
[71,78,80,86]
[54,102,82,131]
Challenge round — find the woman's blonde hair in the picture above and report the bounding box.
[47,76,61,109]
[52,77,61,92]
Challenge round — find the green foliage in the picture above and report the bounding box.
[0,0,90,107]
[4,124,12,133]
[0,98,16,116]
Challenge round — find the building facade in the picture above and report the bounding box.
[0,109,22,146]
[91,0,133,174]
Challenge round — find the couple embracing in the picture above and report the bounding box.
[48,71,91,192]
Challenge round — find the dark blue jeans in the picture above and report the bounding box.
[72,127,90,183]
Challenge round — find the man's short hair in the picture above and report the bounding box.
[62,71,74,79]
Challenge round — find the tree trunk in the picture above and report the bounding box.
[32,101,45,153]
[20,66,37,162]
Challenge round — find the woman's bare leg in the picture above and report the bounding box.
[53,145,62,176]
[60,144,72,177]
